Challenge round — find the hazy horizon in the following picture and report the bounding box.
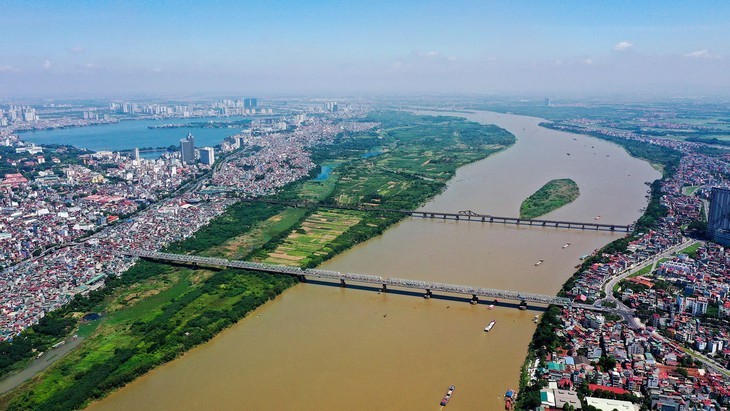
[2,1,730,98]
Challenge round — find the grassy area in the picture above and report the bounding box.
[520,178,580,219]
[682,185,700,196]
[679,242,702,258]
[261,210,363,267]
[204,208,309,260]
[629,264,655,278]
[0,111,516,410]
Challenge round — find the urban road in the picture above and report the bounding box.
[235,198,634,233]
[122,249,631,315]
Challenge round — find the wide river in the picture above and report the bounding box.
[87,111,660,410]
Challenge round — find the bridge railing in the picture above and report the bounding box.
[121,250,578,307]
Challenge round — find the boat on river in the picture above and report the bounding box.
[534,259,544,266]
[504,388,517,409]
[484,320,496,332]
[440,385,455,406]
[562,242,571,249]
[488,304,495,310]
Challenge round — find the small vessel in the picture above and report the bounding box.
[595,215,601,220]
[579,254,589,260]
[484,320,496,332]
[562,242,571,249]
[534,259,544,266]
[505,389,517,410]
[488,304,495,310]
[566,152,571,156]
[533,315,539,323]
[440,385,455,406]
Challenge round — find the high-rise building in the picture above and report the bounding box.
[244,98,258,109]
[324,101,338,112]
[180,133,196,164]
[133,147,140,161]
[199,147,215,165]
[707,187,730,245]
[544,98,551,107]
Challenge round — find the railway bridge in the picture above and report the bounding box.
[236,198,633,233]
[121,249,626,314]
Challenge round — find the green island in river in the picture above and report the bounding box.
[519,178,580,219]
[0,112,515,411]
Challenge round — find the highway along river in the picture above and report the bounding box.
[87,111,660,410]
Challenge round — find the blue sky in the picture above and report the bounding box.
[1,0,729,97]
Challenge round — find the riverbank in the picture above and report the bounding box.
[81,110,660,411]
[514,120,682,410]
[0,112,515,410]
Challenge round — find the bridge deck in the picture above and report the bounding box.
[124,250,578,307]
[237,198,633,233]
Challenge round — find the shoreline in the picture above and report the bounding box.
[0,111,511,410]
[513,118,676,410]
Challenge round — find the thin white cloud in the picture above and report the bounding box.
[84,63,98,69]
[685,49,716,59]
[43,60,51,70]
[392,62,403,69]
[613,41,633,51]
[68,46,85,53]
[416,50,440,58]
[0,65,18,72]
[151,67,163,73]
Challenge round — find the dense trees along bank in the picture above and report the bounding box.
[0,112,515,410]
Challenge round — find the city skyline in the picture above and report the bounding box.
[1,1,729,97]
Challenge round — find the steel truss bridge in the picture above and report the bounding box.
[122,249,622,313]
[236,198,633,233]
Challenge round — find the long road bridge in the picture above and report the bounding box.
[236,198,633,233]
[122,249,626,314]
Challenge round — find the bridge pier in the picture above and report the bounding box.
[519,300,528,310]
[297,275,307,282]
[481,216,485,222]
[470,294,479,305]
[424,289,432,299]
[340,279,346,287]
[381,284,387,293]
[610,226,615,231]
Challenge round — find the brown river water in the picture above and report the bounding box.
[87,111,660,410]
